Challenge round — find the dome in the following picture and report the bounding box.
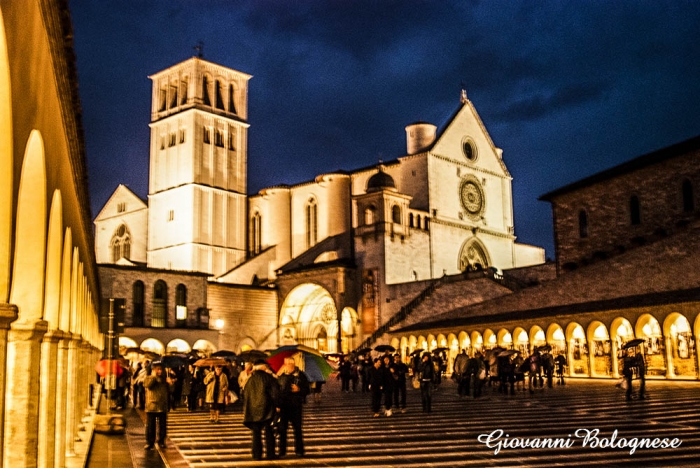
[366,166,396,192]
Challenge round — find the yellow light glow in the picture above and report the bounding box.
[215,319,224,330]
[553,329,565,340]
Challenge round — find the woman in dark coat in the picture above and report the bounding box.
[242,360,280,460]
[417,353,435,412]
[367,358,385,417]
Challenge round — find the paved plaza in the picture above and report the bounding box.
[135,377,700,467]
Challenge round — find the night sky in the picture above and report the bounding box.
[70,1,700,258]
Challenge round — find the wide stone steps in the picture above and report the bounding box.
[166,379,700,467]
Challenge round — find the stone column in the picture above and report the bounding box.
[38,329,63,468]
[2,320,48,468]
[53,334,72,468]
[0,304,18,468]
[64,337,79,457]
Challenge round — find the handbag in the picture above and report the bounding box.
[478,369,486,380]
[412,377,420,389]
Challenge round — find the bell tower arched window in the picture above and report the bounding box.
[578,210,588,238]
[306,198,318,248]
[251,211,262,255]
[175,284,187,326]
[364,205,376,225]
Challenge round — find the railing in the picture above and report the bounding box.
[354,274,448,352]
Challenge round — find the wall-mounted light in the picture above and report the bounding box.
[215,319,225,330]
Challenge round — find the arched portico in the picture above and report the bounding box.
[565,322,588,376]
[588,321,611,377]
[280,283,355,353]
[635,314,665,377]
[663,313,696,379]
[611,317,634,377]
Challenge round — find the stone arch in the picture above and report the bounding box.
[565,322,588,376]
[238,337,257,353]
[546,323,566,355]
[663,313,696,379]
[483,328,496,349]
[44,190,63,329]
[611,317,634,377]
[340,307,359,353]
[0,7,12,302]
[436,333,447,348]
[407,335,417,355]
[279,283,350,353]
[140,338,165,355]
[166,338,191,354]
[417,335,428,351]
[427,333,437,351]
[458,238,490,272]
[587,321,612,377]
[512,327,529,356]
[10,130,47,323]
[458,331,471,354]
[635,313,665,377]
[497,328,512,349]
[58,228,72,332]
[193,339,217,355]
[399,336,409,360]
[390,337,400,353]
[470,331,483,353]
[529,325,546,353]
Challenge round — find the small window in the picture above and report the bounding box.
[630,196,641,225]
[168,133,176,147]
[392,205,401,224]
[160,137,165,150]
[169,83,178,109]
[159,88,167,112]
[364,205,376,225]
[579,210,588,238]
[202,76,211,106]
[117,202,126,213]
[203,127,210,144]
[409,213,414,228]
[228,131,235,150]
[215,129,224,147]
[215,80,225,110]
[228,84,237,114]
[168,210,174,222]
[180,78,188,105]
[682,179,694,212]
[424,217,429,230]
[179,129,186,144]
[463,139,477,161]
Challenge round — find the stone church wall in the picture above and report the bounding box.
[549,146,700,272]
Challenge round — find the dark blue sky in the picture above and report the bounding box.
[70,1,700,258]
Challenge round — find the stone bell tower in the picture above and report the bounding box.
[146,57,251,275]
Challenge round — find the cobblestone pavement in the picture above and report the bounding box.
[165,378,700,467]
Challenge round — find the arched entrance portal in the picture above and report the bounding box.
[279,283,359,353]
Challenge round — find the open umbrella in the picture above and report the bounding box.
[374,344,395,353]
[622,338,645,349]
[432,347,449,354]
[410,349,425,356]
[236,349,269,363]
[211,350,237,358]
[267,345,333,382]
[95,359,125,378]
[536,344,552,353]
[354,347,372,355]
[161,354,189,368]
[498,350,519,357]
[193,357,229,368]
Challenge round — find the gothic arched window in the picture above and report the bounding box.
[152,280,167,328]
[682,179,695,212]
[578,210,589,238]
[630,196,641,225]
[202,75,211,106]
[306,198,318,248]
[132,280,144,327]
[110,224,131,262]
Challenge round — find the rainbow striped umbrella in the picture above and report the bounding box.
[267,345,334,382]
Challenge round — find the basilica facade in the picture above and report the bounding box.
[95,57,544,355]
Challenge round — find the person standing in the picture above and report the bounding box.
[238,362,254,397]
[635,351,646,399]
[276,357,310,457]
[204,365,229,423]
[381,355,394,416]
[242,360,280,460]
[453,350,469,398]
[143,362,171,450]
[368,358,385,417]
[339,356,352,393]
[391,354,408,413]
[554,354,567,385]
[417,353,435,412]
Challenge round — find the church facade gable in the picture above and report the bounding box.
[94,184,148,264]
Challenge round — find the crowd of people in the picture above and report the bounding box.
[103,342,647,459]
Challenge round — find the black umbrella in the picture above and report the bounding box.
[410,349,425,356]
[236,350,268,363]
[498,350,518,358]
[536,344,552,353]
[211,350,237,358]
[161,354,189,368]
[354,347,372,355]
[432,347,449,354]
[374,344,395,353]
[622,338,645,349]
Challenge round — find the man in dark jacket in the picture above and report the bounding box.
[381,355,394,416]
[242,360,280,460]
[391,354,408,413]
[143,362,171,450]
[276,357,310,457]
[367,358,385,417]
[453,350,469,397]
[418,353,435,412]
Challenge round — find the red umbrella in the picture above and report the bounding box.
[95,359,124,378]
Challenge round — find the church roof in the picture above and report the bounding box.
[540,134,700,201]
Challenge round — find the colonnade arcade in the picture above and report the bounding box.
[0,5,103,466]
[391,310,700,381]
[279,283,359,354]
